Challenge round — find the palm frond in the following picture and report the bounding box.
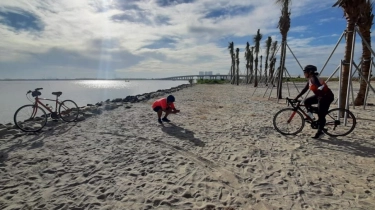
[358,0,374,29]
[253,29,263,53]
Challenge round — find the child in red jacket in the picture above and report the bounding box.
[152,95,180,124]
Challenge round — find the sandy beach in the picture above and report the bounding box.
[1,82,375,210]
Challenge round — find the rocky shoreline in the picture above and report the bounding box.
[0,83,192,140]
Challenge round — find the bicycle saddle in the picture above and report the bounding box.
[52,91,62,96]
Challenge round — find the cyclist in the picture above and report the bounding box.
[152,95,180,124]
[294,65,334,139]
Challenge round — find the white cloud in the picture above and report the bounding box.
[0,0,373,79]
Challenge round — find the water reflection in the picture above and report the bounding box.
[74,80,133,89]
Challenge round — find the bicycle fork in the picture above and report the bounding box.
[288,109,299,123]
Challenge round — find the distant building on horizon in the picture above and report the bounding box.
[205,71,213,75]
[199,71,204,75]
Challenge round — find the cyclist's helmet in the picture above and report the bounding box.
[167,95,175,103]
[303,65,317,74]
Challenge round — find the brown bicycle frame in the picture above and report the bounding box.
[31,95,63,117]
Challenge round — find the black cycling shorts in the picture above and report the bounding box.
[153,106,170,112]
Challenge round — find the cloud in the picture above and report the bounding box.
[203,5,253,19]
[0,0,372,79]
[0,7,44,32]
[143,37,178,49]
[155,0,195,7]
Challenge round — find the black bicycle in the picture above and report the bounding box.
[273,97,356,137]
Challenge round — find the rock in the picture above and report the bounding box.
[77,116,86,121]
[5,123,15,129]
[111,98,123,103]
[123,96,138,103]
[91,108,103,115]
[83,112,93,117]
[6,129,20,135]
[104,104,116,110]
[0,128,8,137]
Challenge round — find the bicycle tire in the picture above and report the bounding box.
[324,108,356,137]
[273,108,305,135]
[59,100,79,122]
[14,104,47,132]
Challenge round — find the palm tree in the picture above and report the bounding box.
[236,48,240,85]
[250,46,255,83]
[333,0,363,109]
[269,41,278,82]
[276,0,291,99]
[245,42,251,83]
[264,37,273,84]
[228,42,235,84]
[354,0,374,105]
[260,55,263,82]
[253,29,263,87]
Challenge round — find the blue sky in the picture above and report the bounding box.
[0,0,372,79]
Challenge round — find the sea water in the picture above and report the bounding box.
[0,80,188,124]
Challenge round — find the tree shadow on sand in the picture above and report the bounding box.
[314,136,375,158]
[161,123,205,147]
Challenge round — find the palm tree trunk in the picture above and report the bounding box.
[231,56,235,84]
[250,49,254,83]
[354,29,371,105]
[236,48,240,85]
[340,21,355,109]
[254,56,258,87]
[277,38,287,99]
[271,58,276,86]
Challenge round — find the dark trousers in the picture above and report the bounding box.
[304,93,334,131]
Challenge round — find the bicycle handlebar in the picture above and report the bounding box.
[286,97,302,107]
[27,88,43,94]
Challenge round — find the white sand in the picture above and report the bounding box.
[1,82,375,210]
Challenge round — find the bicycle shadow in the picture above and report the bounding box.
[0,121,76,164]
[43,120,77,135]
[161,123,205,147]
[314,136,375,158]
[0,134,47,164]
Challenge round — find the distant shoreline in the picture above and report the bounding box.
[0,78,168,81]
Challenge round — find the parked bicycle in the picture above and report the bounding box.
[14,88,80,132]
[273,97,356,137]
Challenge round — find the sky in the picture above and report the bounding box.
[0,0,373,79]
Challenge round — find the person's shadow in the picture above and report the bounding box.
[314,136,375,158]
[161,123,205,147]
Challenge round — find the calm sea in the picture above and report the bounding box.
[0,80,188,124]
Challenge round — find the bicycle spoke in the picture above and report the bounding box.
[324,108,356,137]
[59,100,79,122]
[14,105,47,132]
[273,108,305,135]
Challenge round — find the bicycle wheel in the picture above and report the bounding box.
[324,108,356,137]
[14,104,47,132]
[273,108,305,135]
[59,100,79,122]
